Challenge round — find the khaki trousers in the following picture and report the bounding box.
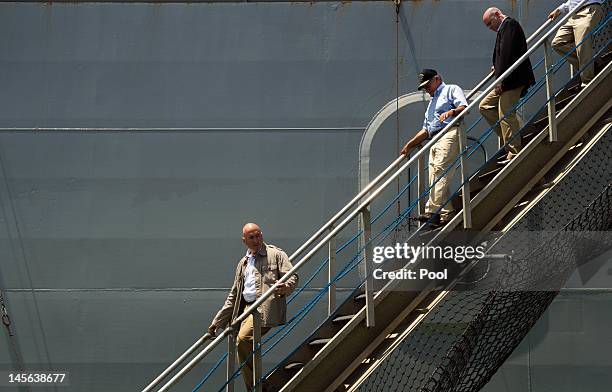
[552,4,603,84]
[479,86,523,158]
[425,127,459,219]
[236,307,270,391]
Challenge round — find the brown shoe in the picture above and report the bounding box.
[440,212,457,225]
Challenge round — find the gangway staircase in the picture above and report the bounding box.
[142,5,612,392]
[266,59,612,392]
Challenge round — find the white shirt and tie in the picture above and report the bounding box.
[242,250,258,303]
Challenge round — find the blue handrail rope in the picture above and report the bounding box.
[191,352,228,391]
[192,11,610,391]
[372,173,419,226]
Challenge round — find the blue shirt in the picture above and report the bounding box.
[558,0,602,15]
[422,82,468,138]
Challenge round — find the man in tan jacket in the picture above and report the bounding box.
[208,223,298,391]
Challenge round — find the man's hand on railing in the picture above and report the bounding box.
[401,129,429,157]
[207,324,217,336]
[273,280,291,297]
[548,8,561,20]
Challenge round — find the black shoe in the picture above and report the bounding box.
[417,213,440,224]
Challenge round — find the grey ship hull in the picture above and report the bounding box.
[0,1,611,391]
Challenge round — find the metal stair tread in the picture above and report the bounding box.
[354,292,378,301]
[309,338,332,346]
[332,314,355,323]
[478,166,503,181]
[284,362,304,371]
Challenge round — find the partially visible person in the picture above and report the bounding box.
[479,7,535,162]
[401,69,467,228]
[549,0,603,86]
[208,223,298,391]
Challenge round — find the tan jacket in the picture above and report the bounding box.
[211,243,298,328]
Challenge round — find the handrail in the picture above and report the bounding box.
[143,2,589,391]
[142,333,213,392]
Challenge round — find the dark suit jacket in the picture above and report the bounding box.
[493,17,535,95]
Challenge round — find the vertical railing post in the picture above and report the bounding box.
[252,311,262,392]
[457,126,472,228]
[544,38,558,142]
[361,207,375,327]
[328,228,336,316]
[417,147,426,216]
[226,334,235,392]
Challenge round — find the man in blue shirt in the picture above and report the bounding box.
[401,69,467,228]
[549,1,603,85]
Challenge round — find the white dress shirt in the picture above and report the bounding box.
[242,251,257,302]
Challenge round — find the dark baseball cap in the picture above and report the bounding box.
[418,69,438,90]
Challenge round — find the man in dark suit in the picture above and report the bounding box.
[479,7,535,162]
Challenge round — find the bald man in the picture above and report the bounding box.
[480,7,535,161]
[208,223,298,391]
